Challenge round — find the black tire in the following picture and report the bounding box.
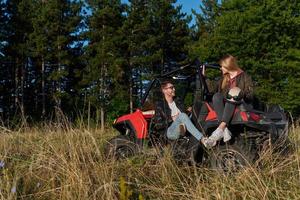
[104,135,139,160]
[171,136,202,165]
[272,137,295,156]
[210,138,257,173]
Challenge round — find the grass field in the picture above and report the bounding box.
[0,124,299,200]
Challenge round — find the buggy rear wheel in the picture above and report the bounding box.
[105,135,139,160]
[210,138,256,173]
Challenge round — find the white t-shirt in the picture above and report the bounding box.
[168,101,181,118]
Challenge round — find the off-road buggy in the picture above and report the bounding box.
[105,60,290,172]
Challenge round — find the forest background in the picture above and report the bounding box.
[0,0,299,130]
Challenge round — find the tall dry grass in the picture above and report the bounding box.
[0,124,299,200]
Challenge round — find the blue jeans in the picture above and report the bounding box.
[167,113,203,141]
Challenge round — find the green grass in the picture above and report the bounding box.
[0,125,299,200]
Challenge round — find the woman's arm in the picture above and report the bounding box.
[242,73,254,102]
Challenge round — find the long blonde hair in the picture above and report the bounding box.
[219,55,240,90]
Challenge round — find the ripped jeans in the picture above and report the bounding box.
[167,113,203,141]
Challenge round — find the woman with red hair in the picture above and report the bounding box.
[206,55,253,147]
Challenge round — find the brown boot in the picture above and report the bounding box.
[179,123,186,136]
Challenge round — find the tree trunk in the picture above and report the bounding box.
[42,58,46,118]
[14,58,18,110]
[56,42,62,110]
[100,107,104,133]
[130,75,133,113]
[20,60,25,119]
[100,24,106,131]
[100,64,105,131]
[139,68,143,103]
[129,56,133,113]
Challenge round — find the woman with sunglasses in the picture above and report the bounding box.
[206,55,253,147]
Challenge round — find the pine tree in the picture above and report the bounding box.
[84,0,126,129]
[29,0,82,118]
[4,0,36,118]
[120,0,191,111]
[189,0,220,60]
[121,0,153,112]
[149,0,191,73]
[0,1,6,55]
[0,1,8,115]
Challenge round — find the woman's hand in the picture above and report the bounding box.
[187,106,192,112]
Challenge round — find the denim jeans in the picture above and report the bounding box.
[167,113,203,141]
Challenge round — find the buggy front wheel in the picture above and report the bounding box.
[105,135,139,160]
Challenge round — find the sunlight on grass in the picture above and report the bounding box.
[0,125,299,199]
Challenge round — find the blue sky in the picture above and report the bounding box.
[121,0,202,25]
[120,0,201,14]
[175,0,201,25]
[175,0,201,15]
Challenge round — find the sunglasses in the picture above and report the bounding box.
[164,86,175,90]
[226,93,242,101]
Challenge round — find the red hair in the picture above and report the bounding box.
[219,55,240,90]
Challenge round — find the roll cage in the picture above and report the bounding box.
[140,59,221,108]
